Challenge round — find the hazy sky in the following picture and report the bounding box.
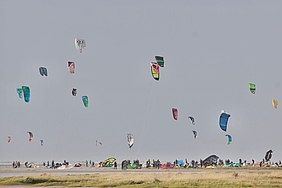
[1,1,282,163]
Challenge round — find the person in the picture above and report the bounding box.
[17,161,20,168]
[86,160,88,167]
[52,160,55,168]
[175,159,178,167]
[146,159,150,168]
[91,161,94,167]
[156,159,160,169]
[114,161,117,169]
[191,160,195,168]
[12,161,16,168]
[121,160,127,170]
[135,159,140,169]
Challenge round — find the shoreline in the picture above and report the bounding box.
[1,165,282,177]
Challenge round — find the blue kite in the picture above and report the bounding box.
[219,110,230,132]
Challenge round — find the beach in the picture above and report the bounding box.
[2,162,282,187]
[1,161,282,176]
[0,162,206,178]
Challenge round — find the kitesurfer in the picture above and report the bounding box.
[114,161,117,169]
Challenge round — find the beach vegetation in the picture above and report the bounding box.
[0,170,282,187]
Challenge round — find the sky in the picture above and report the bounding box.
[1,0,282,163]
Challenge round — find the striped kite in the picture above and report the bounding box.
[82,96,88,107]
[272,100,278,109]
[127,133,134,148]
[27,131,33,142]
[249,83,256,94]
[16,88,23,99]
[188,116,195,125]
[39,67,48,76]
[75,38,86,53]
[150,62,159,81]
[265,150,273,162]
[72,88,77,96]
[192,130,197,139]
[95,140,102,146]
[67,61,75,74]
[225,134,232,145]
[172,108,178,120]
[102,157,116,167]
[219,110,230,132]
[22,86,30,103]
[155,56,164,67]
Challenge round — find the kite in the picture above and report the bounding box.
[39,67,48,76]
[72,88,77,96]
[192,130,197,139]
[188,116,195,125]
[127,133,134,148]
[155,56,164,67]
[172,108,178,120]
[95,140,102,146]
[22,86,30,103]
[272,100,278,109]
[82,96,88,107]
[219,110,230,132]
[102,157,116,167]
[8,136,11,143]
[225,134,232,145]
[75,38,86,53]
[202,155,219,167]
[16,88,23,99]
[265,150,273,162]
[150,62,159,81]
[67,61,75,74]
[249,83,256,94]
[40,140,43,146]
[27,131,33,142]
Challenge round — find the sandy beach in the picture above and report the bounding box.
[0,164,205,178]
[1,162,282,177]
[2,163,282,188]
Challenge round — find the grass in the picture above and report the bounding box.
[1,170,282,187]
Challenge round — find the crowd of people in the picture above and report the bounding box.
[119,158,282,169]
[41,160,69,169]
[13,157,282,169]
[12,161,20,168]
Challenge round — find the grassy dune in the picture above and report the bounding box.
[1,170,282,187]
